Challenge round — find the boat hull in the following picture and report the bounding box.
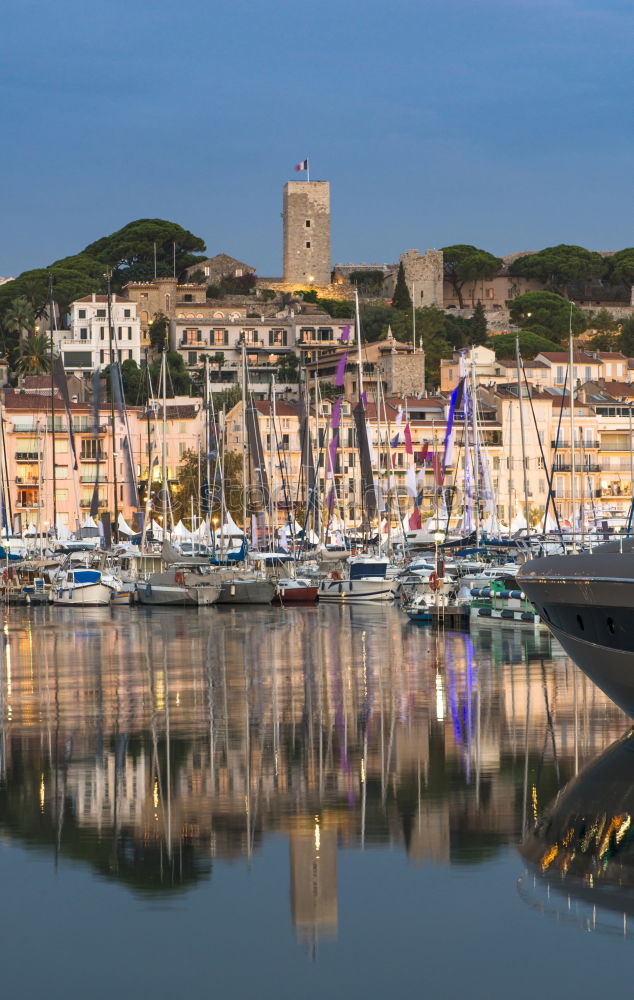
[318,579,400,603]
[519,550,634,715]
[137,584,197,606]
[53,582,114,607]
[272,585,318,604]
[216,580,275,604]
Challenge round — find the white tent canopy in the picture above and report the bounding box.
[173,520,192,539]
[117,513,138,536]
[217,511,244,538]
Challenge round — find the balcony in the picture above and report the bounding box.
[554,463,601,473]
[15,477,38,485]
[79,498,108,508]
[551,440,600,449]
[15,452,41,462]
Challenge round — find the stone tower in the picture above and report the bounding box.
[283,181,331,285]
[400,249,444,307]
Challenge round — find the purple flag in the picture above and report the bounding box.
[331,397,342,429]
[328,431,339,474]
[391,431,400,448]
[341,324,350,343]
[361,391,367,407]
[326,487,335,515]
[335,352,347,387]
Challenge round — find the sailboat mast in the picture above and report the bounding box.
[507,394,513,539]
[107,274,119,537]
[471,352,480,547]
[161,348,168,534]
[355,288,363,400]
[569,307,576,551]
[515,336,531,539]
[241,340,248,533]
[48,273,57,532]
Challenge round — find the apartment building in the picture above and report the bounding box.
[56,294,142,375]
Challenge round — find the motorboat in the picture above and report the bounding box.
[272,577,319,604]
[318,556,401,603]
[137,567,221,606]
[52,567,116,606]
[518,538,634,715]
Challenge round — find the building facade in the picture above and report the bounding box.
[58,294,142,375]
[283,181,331,285]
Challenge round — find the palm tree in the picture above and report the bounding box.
[4,297,36,339]
[15,334,53,376]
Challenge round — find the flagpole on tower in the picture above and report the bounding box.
[306,157,310,182]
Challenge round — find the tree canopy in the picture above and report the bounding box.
[488,331,559,360]
[508,291,587,341]
[441,245,503,308]
[0,219,207,333]
[349,269,385,296]
[607,248,634,287]
[391,262,412,310]
[509,244,606,294]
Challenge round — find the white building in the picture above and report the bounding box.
[58,293,142,375]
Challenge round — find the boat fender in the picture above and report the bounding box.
[478,608,492,617]
[332,571,340,580]
[429,571,440,592]
[175,571,185,585]
[521,612,535,622]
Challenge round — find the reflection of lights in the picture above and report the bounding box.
[5,641,11,697]
[314,816,320,853]
[360,758,365,783]
[175,691,180,707]
[155,671,165,711]
[541,845,558,871]
[435,672,444,721]
[39,775,45,812]
[532,784,538,823]
[153,779,159,808]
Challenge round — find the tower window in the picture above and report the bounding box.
[306,241,311,248]
[305,220,311,227]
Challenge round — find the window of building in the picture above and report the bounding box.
[100,327,105,340]
[305,241,311,249]
[204,266,210,277]
[78,309,86,319]
[486,287,495,299]
[318,328,333,341]
[80,439,104,460]
[188,351,197,366]
[183,294,193,302]
[100,350,105,364]
[55,489,69,503]
[269,330,287,346]
[80,328,88,340]
[96,308,106,318]
[141,292,148,300]
[124,309,130,318]
[117,327,122,340]
[605,364,612,376]
[213,329,228,346]
[128,350,133,360]
[179,442,187,457]
[128,327,132,339]
[556,366,564,384]
[141,311,148,324]
[242,330,258,345]
[305,220,311,228]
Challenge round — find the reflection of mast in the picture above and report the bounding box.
[289,820,338,955]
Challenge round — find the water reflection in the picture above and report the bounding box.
[519,726,634,938]
[0,605,627,948]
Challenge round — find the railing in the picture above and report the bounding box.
[15,477,38,485]
[551,440,600,449]
[79,498,108,508]
[554,463,601,472]
[80,453,106,462]
[15,452,41,461]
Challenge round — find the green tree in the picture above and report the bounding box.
[608,248,634,288]
[441,245,503,308]
[509,244,607,296]
[349,269,385,296]
[508,291,587,341]
[391,262,412,310]
[15,334,53,376]
[211,385,241,411]
[619,317,634,356]
[176,448,245,524]
[206,285,224,299]
[149,313,169,352]
[149,352,192,398]
[315,297,354,318]
[470,301,488,345]
[84,218,206,286]
[4,297,36,338]
[209,351,225,372]
[219,272,257,295]
[360,304,394,342]
[277,353,299,382]
[488,331,559,359]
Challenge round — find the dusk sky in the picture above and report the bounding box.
[2,0,632,279]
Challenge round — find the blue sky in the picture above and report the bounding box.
[1,0,632,278]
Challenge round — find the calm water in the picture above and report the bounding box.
[0,604,632,999]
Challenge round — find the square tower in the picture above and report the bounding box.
[283,181,331,285]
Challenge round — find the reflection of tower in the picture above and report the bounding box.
[289,821,338,950]
[283,181,331,285]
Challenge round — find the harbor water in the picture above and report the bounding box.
[0,604,632,999]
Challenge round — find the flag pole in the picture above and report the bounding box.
[306,157,310,182]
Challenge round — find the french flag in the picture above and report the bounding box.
[295,159,308,172]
